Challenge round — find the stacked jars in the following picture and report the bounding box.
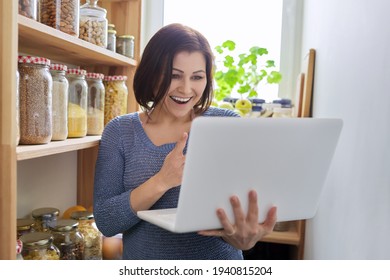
[86,73,105,135]
[18,56,53,145]
[31,207,60,232]
[103,75,128,125]
[79,0,108,48]
[66,69,88,138]
[20,232,60,260]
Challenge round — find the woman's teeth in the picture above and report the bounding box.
[170,96,192,104]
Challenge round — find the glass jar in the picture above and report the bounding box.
[16,69,20,145]
[18,0,38,20]
[39,0,79,37]
[103,75,128,125]
[32,207,60,232]
[107,29,117,52]
[50,64,69,141]
[18,56,53,145]
[71,210,103,260]
[272,107,292,118]
[20,232,60,260]
[17,218,35,239]
[66,69,88,138]
[79,0,108,48]
[86,73,105,135]
[16,239,24,260]
[116,35,135,58]
[50,219,85,260]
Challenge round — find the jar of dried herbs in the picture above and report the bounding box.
[86,72,105,135]
[103,75,128,125]
[31,207,60,232]
[20,232,60,260]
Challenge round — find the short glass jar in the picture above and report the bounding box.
[18,0,38,20]
[31,207,60,232]
[20,232,60,260]
[18,55,53,145]
[86,73,105,135]
[107,29,117,52]
[17,218,35,239]
[103,75,128,125]
[79,0,108,48]
[116,35,135,58]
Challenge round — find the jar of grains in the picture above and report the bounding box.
[50,64,69,141]
[16,69,20,145]
[79,0,108,48]
[18,0,38,21]
[39,0,79,37]
[20,232,60,260]
[71,210,103,260]
[116,35,135,58]
[49,219,85,260]
[17,218,35,239]
[103,75,128,125]
[66,68,88,138]
[86,73,105,135]
[31,207,60,232]
[18,56,53,145]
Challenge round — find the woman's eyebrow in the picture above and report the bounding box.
[172,68,206,74]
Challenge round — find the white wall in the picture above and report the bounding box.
[301,0,390,259]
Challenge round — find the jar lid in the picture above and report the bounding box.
[50,219,79,232]
[67,68,87,76]
[118,35,134,40]
[108,23,115,28]
[86,72,104,80]
[50,63,68,72]
[104,75,128,81]
[32,207,60,219]
[108,29,117,34]
[20,232,53,247]
[272,98,292,106]
[70,210,94,220]
[18,55,50,66]
[80,0,107,17]
[16,239,23,254]
[249,98,265,104]
[17,218,35,230]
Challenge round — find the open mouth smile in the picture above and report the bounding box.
[169,96,193,104]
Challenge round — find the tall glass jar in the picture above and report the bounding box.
[31,207,60,232]
[66,69,88,138]
[50,64,69,141]
[71,210,103,260]
[79,0,108,48]
[20,232,60,260]
[18,0,38,20]
[50,219,85,260]
[86,73,105,135]
[16,69,20,145]
[103,75,128,125]
[116,35,135,58]
[40,0,79,37]
[17,218,35,239]
[18,56,53,145]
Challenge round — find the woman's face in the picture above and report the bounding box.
[160,51,207,119]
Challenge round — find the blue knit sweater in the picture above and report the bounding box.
[93,107,242,260]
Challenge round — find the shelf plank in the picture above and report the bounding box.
[17,136,101,161]
[18,15,137,67]
[261,224,301,246]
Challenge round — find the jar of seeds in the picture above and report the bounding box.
[20,232,60,260]
[86,73,105,135]
[116,35,135,58]
[18,0,38,20]
[66,68,88,138]
[103,75,128,125]
[79,0,108,48]
[16,69,20,145]
[40,0,79,37]
[50,64,69,141]
[32,207,60,232]
[18,56,53,145]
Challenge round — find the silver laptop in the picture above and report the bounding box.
[137,117,343,233]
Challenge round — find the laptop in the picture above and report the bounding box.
[137,117,343,233]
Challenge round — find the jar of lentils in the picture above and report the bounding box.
[86,72,105,135]
[20,232,60,260]
[39,0,79,37]
[71,210,102,260]
[66,68,88,138]
[18,56,53,145]
[79,0,108,48]
[103,75,128,125]
[18,0,38,20]
[31,207,60,232]
[50,64,69,141]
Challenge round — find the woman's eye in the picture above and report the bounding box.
[172,74,181,79]
[192,75,204,81]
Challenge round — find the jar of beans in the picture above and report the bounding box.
[18,0,38,21]
[86,73,105,135]
[50,64,69,141]
[79,0,108,48]
[18,56,53,145]
[39,0,79,37]
[20,232,60,260]
[103,75,128,125]
[31,207,60,232]
[66,69,88,138]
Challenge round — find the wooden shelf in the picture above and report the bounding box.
[262,224,301,246]
[16,136,101,161]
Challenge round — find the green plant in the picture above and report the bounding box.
[213,40,282,101]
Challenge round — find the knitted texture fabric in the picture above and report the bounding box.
[93,107,243,260]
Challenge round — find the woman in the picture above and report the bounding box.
[93,23,277,260]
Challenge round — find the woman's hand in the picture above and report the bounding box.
[198,190,277,250]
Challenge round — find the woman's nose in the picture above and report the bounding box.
[179,79,192,94]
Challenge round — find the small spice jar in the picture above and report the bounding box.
[16,69,20,145]
[18,55,53,145]
[103,75,128,125]
[86,73,105,135]
[66,68,88,138]
[116,35,135,58]
[71,210,103,260]
[17,218,35,239]
[79,0,108,47]
[18,0,38,20]
[107,29,117,52]
[50,64,69,141]
[20,232,60,260]
[50,219,85,260]
[32,207,60,232]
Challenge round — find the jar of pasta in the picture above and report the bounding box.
[66,69,88,138]
[18,55,53,145]
[17,218,35,239]
[50,64,69,141]
[79,0,108,48]
[18,0,38,20]
[86,73,105,135]
[16,69,20,145]
[31,207,60,232]
[71,210,102,260]
[103,75,128,125]
[20,232,60,260]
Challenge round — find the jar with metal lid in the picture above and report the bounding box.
[108,23,115,31]
[16,239,24,260]
[71,210,102,260]
[18,0,38,20]
[18,55,53,145]
[20,232,60,260]
[17,218,35,239]
[103,75,128,125]
[50,64,69,141]
[116,35,135,58]
[79,0,108,48]
[50,219,85,260]
[107,29,117,52]
[66,68,88,138]
[86,73,105,135]
[32,207,60,232]
[16,69,20,145]
[40,0,79,37]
